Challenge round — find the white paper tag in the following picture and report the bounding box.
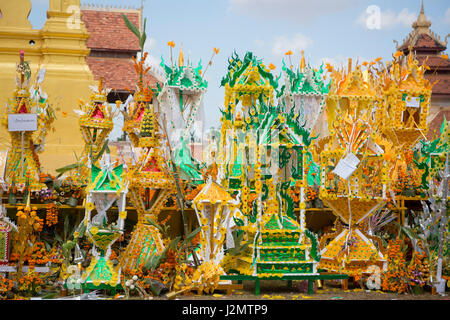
[406,96,420,108]
[8,114,38,131]
[37,69,46,84]
[332,152,360,180]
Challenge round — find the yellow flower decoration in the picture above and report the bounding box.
[119,211,127,220]
[86,202,95,212]
[90,226,99,235]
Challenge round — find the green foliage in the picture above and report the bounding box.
[305,229,321,261]
[226,230,249,256]
[122,14,148,52]
[181,226,202,249]
[280,181,295,220]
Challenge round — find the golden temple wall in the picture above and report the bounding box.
[0,0,94,174]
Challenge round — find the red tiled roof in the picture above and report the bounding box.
[86,57,159,92]
[425,73,450,96]
[427,110,450,140]
[416,55,450,71]
[399,33,446,53]
[81,9,141,52]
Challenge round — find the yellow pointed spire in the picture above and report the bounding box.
[98,76,103,94]
[300,50,305,72]
[178,44,184,67]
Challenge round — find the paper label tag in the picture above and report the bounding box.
[332,152,360,180]
[406,96,420,108]
[8,114,37,131]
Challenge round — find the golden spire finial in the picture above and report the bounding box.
[178,44,184,67]
[300,50,305,72]
[412,0,431,33]
[98,76,104,94]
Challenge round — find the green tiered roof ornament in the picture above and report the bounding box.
[81,160,128,291]
[156,45,209,184]
[281,50,329,134]
[218,52,321,277]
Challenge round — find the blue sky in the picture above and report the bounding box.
[29,0,450,136]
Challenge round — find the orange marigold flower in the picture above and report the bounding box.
[285,50,293,56]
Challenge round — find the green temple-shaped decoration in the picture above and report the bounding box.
[281,50,329,141]
[157,46,208,185]
[81,162,128,291]
[219,52,321,278]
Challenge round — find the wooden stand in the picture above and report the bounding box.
[220,273,348,296]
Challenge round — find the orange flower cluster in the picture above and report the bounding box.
[186,184,204,201]
[0,274,13,294]
[289,187,300,203]
[159,210,173,225]
[165,248,178,267]
[393,170,421,195]
[191,232,201,247]
[16,206,43,232]
[28,242,49,267]
[17,272,44,295]
[381,238,408,293]
[247,193,258,206]
[407,251,430,287]
[38,172,51,183]
[45,203,58,226]
[305,187,318,201]
[109,249,118,261]
[11,242,61,267]
[132,52,152,94]
[404,150,414,165]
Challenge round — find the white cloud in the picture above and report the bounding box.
[444,8,450,24]
[229,0,356,23]
[356,7,416,30]
[272,33,313,57]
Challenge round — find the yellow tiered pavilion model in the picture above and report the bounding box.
[319,61,388,277]
[75,78,114,184]
[2,51,55,191]
[192,177,239,265]
[378,47,432,148]
[121,53,154,148]
[122,90,150,148]
[119,104,176,272]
